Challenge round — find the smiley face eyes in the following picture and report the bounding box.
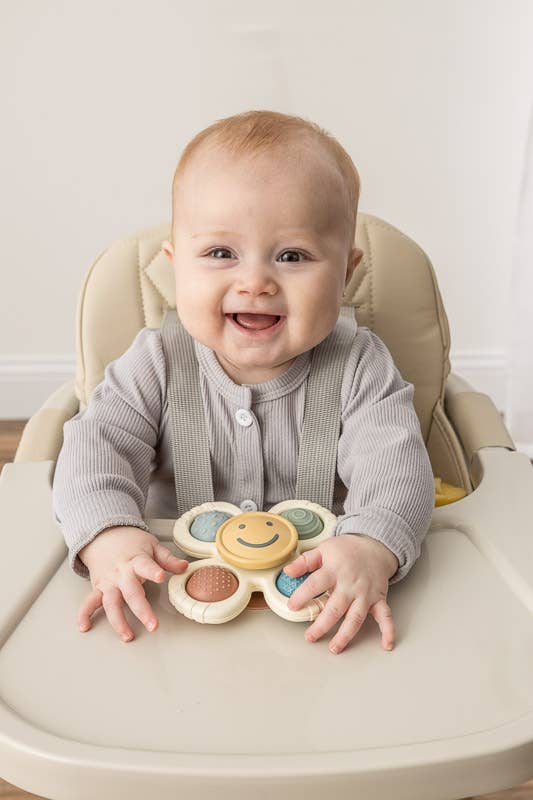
[238,521,274,529]
[190,509,324,544]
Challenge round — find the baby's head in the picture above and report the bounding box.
[162,110,363,385]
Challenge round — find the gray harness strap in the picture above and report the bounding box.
[160,308,215,517]
[294,305,358,508]
[159,306,357,516]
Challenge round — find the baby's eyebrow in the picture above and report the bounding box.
[191,230,242,239]
[191,229,320,241]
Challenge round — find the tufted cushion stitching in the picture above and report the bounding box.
[416,249,450,401]
[136,236,147,327]
[364,215,434,262]
[409,246,448,404]
[76,265,90,407]
[365,216,449,364]
[145,256,172,316]
[362,216,375,329]
[76,244,111,407]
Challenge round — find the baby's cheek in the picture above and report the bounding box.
[177,294,220,337]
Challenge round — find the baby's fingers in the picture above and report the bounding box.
[77,588,103,632]
[133,552,167,583]
[369,598,395,651]
[101,585,136,642]
[153,542,189,574]
[120,570,159,633]
[284,548,322,577]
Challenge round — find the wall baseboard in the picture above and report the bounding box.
[0,356,75,419]
[449,351,507,412]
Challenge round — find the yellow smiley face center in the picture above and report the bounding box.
[216,512,298,570]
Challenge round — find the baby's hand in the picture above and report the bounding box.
[283,534,399,654]
[77,526,189,642]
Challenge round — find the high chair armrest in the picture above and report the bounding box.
[0,461,67,647]
[444,372,515,471]
[14,379,80,465]
[432,445,533,618]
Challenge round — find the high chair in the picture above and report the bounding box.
[1,212,532,800]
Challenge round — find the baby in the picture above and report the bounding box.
[53,110,435,654]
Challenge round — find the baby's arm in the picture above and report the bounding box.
[77,525,187,642]
[333,327,435,583]
[53,328,165,578]
[53,328,188,639]
[284,328,434,654]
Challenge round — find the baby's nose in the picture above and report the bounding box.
[235,262,279,294]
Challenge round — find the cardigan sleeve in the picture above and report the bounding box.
[52,328,165,579]
[333,327,435,584]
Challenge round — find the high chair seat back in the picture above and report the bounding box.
[74,213,466,488]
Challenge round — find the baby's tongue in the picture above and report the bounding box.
[235,313,278,330]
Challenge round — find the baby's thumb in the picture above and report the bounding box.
[154,543,189,574]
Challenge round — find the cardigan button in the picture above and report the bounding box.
[240,499,258,512]
[235,408,253,426]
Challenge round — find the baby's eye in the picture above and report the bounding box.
[278,250,307,263]
[206,247,234,259]
[205,248,309,262]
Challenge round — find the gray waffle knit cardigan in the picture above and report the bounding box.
[52,325,435,582]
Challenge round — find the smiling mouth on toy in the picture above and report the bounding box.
[237,534,280,548]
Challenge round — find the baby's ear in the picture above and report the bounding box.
[161,239,174,261]
[351,246,364,268]
[345,246,363,285]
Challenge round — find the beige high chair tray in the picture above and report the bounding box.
[2,214,533,800]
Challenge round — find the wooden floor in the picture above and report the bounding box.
[1,420,532,800]
[0,421,26,473]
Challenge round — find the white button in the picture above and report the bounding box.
[240,499,258,512]
[235,408,253,427]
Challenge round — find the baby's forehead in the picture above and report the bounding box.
[186,136,339,183]
[173,137,349,243]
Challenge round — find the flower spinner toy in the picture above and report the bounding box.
[168,499,337,624]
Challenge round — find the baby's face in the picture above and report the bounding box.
[162,142,362,385]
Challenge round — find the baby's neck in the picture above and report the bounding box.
[215,353,298,385]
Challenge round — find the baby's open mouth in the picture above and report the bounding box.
[227,313,282,331]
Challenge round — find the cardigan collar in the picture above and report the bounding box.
[193,339,312,404]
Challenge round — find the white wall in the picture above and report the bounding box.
[1,0,532,418]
